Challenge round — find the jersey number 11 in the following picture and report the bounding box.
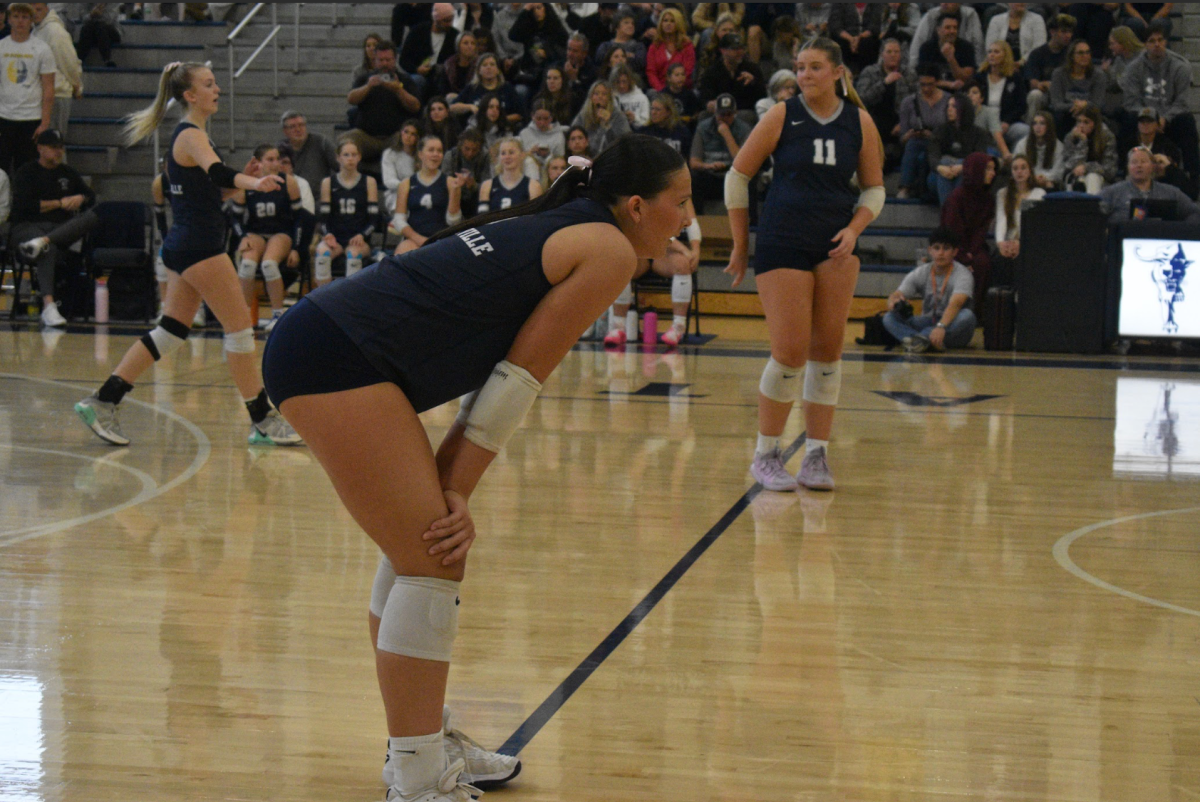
[813,139,837,166]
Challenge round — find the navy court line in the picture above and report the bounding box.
[497,433,807,757]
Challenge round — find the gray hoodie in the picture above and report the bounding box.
[1119,48,1192,122]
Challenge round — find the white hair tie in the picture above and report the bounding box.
[567,156,592,169]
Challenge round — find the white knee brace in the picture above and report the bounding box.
[224,327,256,354]
[759,356,802,403]
[671,273,693,304]
[369,554,397,618]
[314,249,332,282]
[376,575,461,662]
[615,283,633,306]
[140,315,189,361]
[803,359,842,406]
[238,257,258,280]
[345,254,363,277]
[260,259,282,282]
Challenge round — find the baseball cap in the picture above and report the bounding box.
[718,33,744,49]
[36,129,64,147]
[715,93,736,114]
[1138,107,1158,122]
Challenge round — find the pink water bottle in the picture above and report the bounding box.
[94,277,109,323]
[642,310,657,345]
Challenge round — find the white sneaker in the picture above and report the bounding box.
[248,410,303,446]
[75,396,130,446]
[385,758,478,802]
[384,707,519,790]
[263,309,285,333]
[41,301,67,328]
[20,237,49,260]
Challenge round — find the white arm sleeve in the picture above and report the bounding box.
[855,185,886,221]
[723,168,751,210]
[463,360,542,453]
[685,218,702,243]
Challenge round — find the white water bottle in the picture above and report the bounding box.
[625,309,639,342]
[94,278,109,323]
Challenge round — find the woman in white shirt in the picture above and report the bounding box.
[381,121,419,216]
[995,154,1045,260]
[984,3,1046,67]
[610,63,650,128]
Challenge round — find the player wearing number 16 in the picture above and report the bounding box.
[724,37,885,492]
[315,138,380,287]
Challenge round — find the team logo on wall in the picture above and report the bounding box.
[1120,240,1195,338]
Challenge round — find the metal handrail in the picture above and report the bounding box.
[226,3,279,151]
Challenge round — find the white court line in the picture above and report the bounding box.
[1053,506,1200,618]
[0,374,211,549]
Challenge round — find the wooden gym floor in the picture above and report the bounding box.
[1,320,1198,802]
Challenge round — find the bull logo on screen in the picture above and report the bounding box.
[1136,242,1191,334]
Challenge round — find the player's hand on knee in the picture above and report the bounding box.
[828,227,858,259]
[422,490,476,566]
[287,250,300,268]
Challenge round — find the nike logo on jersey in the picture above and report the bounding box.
[822,371,835,377]
[791,120,805,126]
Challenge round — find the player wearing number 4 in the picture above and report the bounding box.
[394,134,464,255]
[725,37,885,492]
[315,139,379,287]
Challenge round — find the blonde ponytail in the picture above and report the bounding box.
[123,62,201,146]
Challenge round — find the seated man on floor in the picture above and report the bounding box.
[883,226,976,354]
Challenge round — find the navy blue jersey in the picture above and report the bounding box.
[484,174,530,212]
[757,96,863,252]
[306,197,618,413]
[407,172,451,237]
[164,122,226,252]
[244,183,294,236]
[328,174,373,243]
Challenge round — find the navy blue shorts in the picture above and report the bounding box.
[162,246,228,274]
[261,296,388,409]
[753,240,843,275]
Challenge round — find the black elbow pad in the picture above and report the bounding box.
[206,161,240,189]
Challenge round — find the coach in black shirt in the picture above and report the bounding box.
[12,128,97,327]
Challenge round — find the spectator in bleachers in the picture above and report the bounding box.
[544,153,567,185]
[277,144,315,214]
[929,94,991,204]
[1024,13,1075,120]
[975,41,1029,149]
[519,98,567,171]
[556,33,597,119]
[880,3,922,49]
[1049,39,1107,135]
[467,92,516,152]
[994,154,1046,272]
[533,66,573,124]
[984,3,1046,67]
[433,29,477,102]
[1015,111,1066,189]
[689,92,749,211]
[1101,25,1141,116]
[829,2,885,74]
[1118,22,1199,185]
[638,92,692,155]
[0,3,54,178]
[399,2,458,98]
[756,69,797,120]
[31,3,79,136]
[1100,144,1200,224]
[1063,103,1118,193]
[897,65,950,199]
[279,111,338,196]
[1068,2,1118,63]
[477,137,541,213]
[884,227,976,353]
[346,40,421,163]
[575,3,618,60]
[662,62,701,127]
[75,3,119,67]
[489,2,525,76]
[509,2,569,68]
[610,63,649,127]
[390,4,431,65]
[1121,2,1174,40]
[694,12,739,81]
[12,128,95,328]
[597,43,628,79]
[691,4,743,39]
[420,95,460,150]
[699,32,763,118]
[453,52,523,125]
[571,80,629,153]
[351,33,383,86]
[917,9,977,92]
[453,4,492,38]
[910,3,984,64]
[940,152,996,308]
[760,15,801,75]
[441,126,489,216]
[1132,106,1194,196]
[314,139,377,286]
[858,38,917,168]
[795,3,832,40]
[393,134,463,254]
[645,7,693,92]
[565,124,593,160]
[741,3,787,64]
[966,83,1010,160]
[595,8,646,73]
[381,120,419,213]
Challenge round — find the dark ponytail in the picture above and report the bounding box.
[426,134,686,245]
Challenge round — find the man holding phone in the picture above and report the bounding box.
[897,64,950,199]
[398,2,458,98]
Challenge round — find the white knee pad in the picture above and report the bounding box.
[140,315,189,361]
[345,255,363,277]
[260,259,282,282]
[376,576,461,662]
[238,257,258,280]
[154,255,169,283]
[369,554,397,618]
[223,327,256,354]
[615,283,633,306]
[314,250,332,282]
[671,273,693,305]
[759,357,802,403]
[803,359,842,406]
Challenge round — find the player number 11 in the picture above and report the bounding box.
[813,139,836,166]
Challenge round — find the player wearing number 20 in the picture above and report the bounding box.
[724,37,886,493]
